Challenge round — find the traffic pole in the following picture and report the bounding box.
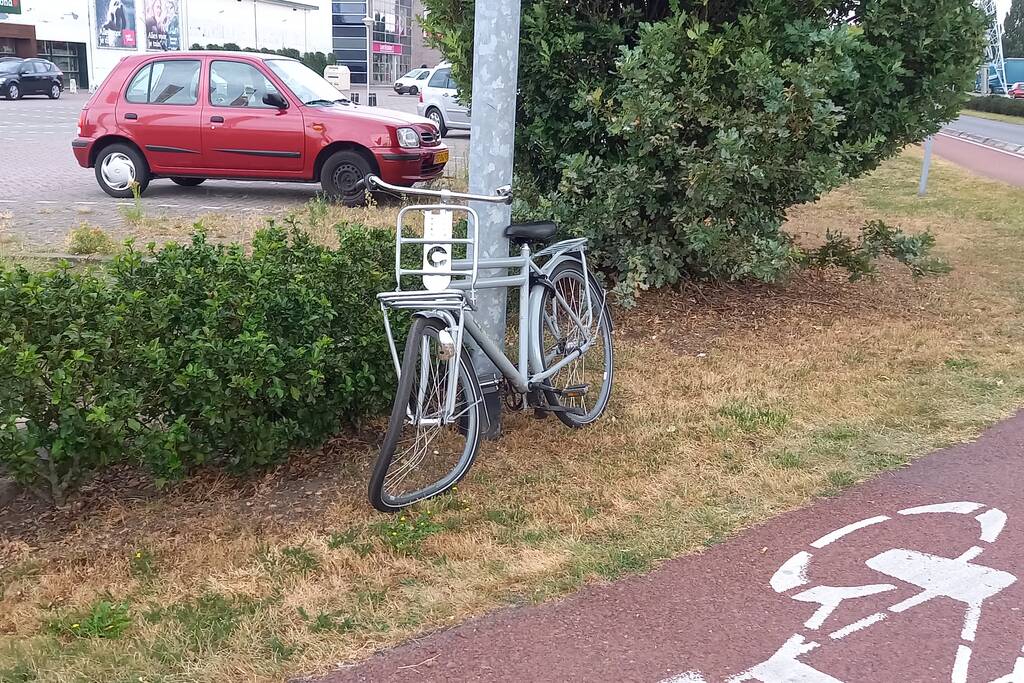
[467,0,522,439]
[918,135,934,197]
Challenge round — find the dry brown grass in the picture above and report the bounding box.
[4,149,1024,682]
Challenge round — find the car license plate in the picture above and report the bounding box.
[434,150,449,165]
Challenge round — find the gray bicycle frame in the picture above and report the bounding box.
[371,175,598,424]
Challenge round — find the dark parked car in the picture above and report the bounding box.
[0,58,64,100]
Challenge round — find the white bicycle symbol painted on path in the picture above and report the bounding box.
[663,502,1022,683]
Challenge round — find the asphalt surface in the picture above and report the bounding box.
[932,134,1024,188]
[946,114,1024,147]
[319,412,1024,683]
[0,89,469,248]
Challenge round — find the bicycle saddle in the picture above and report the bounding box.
[505,221,558,245]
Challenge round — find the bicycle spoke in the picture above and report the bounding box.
[373,320,483,510]
[538,265,612,425]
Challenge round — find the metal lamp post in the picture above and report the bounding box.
[467,0,523,437]
[362,15,374,105]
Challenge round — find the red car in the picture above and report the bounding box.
[72,52,448,203]
[1010,82,1024,99]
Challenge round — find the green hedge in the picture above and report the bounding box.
[963,95,1024,118]
[425,0,985,300]
[0,226,401,502]
[188,44,337,76]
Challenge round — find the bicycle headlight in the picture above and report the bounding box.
[396,127,421,149]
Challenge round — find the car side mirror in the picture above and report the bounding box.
[263,92,288,109]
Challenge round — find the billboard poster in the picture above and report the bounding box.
[0,0,22,16]
[96,0,138,49]
[144,0,181,51]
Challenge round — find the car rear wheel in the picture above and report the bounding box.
[48,83,61,100]
[95,143,150,199]
[320,150,372,207]
[5,82,20,100]
[426,108,448,137]
[170,177,206,187]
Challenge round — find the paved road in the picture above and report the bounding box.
[320,413,1024,683]
[933,134,1024,187]
[946,115,1024,147]
[0,89,469,248]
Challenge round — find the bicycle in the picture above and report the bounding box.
[364,174,615,512]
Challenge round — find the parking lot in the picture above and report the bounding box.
[0,89,469,250]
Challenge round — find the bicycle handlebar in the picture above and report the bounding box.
[364,174,513,205]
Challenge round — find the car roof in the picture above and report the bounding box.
[123,51,298,62]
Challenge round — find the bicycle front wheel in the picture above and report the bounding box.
[369,316,483,512]
[535,261,614,428]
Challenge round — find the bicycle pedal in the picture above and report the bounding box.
[559,384,590,399]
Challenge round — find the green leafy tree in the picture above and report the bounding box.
[1005,0,1024,58]
[424,0,986,298]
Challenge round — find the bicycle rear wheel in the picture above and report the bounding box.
[369,316,483,512]
[535,262,614,428]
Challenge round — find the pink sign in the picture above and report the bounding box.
[373,41,403,55]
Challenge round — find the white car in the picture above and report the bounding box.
[394,68,431,95]
[416,63,470,138]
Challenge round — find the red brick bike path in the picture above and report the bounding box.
[317,412,1024,683]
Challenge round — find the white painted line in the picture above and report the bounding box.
[35,200,57,204]
[810,516,889,548]
[952,644,972,683]
[156,204,180,208]
[793,584,896,630]
[977,508,1008,542]
[957,545,985,563]
[200,206,225,210]
[898,502,983,516]
[0,199,15,203]
[770,551,812,593]
[962,603,982,642]
[74,201,97,205]
[829,612,886,640]
[937,132,1024,161]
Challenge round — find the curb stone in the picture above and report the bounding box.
[941,128,1024,155]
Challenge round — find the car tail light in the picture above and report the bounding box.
[419,90,424,103]
[77,108,88,137]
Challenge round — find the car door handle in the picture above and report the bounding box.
[210,116,224,123]
[124,112,138,120]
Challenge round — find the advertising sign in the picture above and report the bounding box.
[373,42,404,55]
[0,0,21,16]
[144,0,181,51]
[96,0,138,49]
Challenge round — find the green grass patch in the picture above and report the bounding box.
[717,400,791,432]
[46,598,133,640]
[373,512,446,555]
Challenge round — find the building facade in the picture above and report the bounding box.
[0,0,332,90]
[330,0,440,86]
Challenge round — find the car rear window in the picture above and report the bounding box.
[125,60,201,106]
[428,68,450,89]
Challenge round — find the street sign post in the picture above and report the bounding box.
[919,136,934,197]
[467,0,522,438]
